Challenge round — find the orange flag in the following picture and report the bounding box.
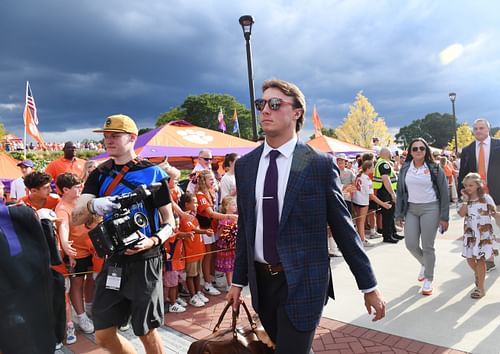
[312,105,323,137]
[24,81,46,149]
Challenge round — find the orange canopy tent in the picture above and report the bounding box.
[93,121,258,169]
[0,152,22,194]
[306,135,372,158]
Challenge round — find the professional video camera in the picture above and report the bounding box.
[89,183,162,257]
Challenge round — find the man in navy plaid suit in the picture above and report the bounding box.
[227,79,385,354]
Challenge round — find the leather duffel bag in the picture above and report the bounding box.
[187,300,274,354]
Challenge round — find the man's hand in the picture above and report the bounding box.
[226,285,243,311]
[124,231,154,255]
[91,197,121,216]
[364,289,386,321]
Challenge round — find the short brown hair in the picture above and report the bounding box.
[24,172,52,189]
[262,79,306,132]
[56,173,81,192]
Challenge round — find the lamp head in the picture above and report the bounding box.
[239,15,254,39]
[449,92,456,102]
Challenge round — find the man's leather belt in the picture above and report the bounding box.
[255,262,284,275]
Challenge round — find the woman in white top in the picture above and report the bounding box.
[395,138,450,296]
[352,160,391,247]
[219,153,239,201]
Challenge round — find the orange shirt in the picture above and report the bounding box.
[19,194,68,274]
[164,233,185,271]
[45,156,85,181]
[19,194,60,210]
[55,199,94,259]
[180,216,204,262]
[196,192,212,218]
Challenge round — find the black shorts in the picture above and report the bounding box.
[352,202,368,209]
[368,201,378,210]
[92,255,164,336]
[71,255,93,277]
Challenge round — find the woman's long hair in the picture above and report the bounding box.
[405,138,435,166]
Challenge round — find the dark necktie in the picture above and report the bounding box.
[263,150,280,265]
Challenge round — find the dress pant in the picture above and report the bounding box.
[379,197,396,239]
[255,263,315,354]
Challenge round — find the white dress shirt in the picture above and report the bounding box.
[475,136,491,180]
[254,137,297,263]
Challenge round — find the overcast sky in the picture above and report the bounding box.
[1,0,499,143]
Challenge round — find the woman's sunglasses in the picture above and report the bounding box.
[411,146,426,152]
[254,97,295,111]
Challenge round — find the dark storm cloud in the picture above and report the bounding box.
[0,0,499,141]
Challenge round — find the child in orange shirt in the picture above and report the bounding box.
[55,173,96,335]
[163,216,193,313]
[178,192,214,307]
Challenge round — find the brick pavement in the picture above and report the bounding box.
[61,294,470,354]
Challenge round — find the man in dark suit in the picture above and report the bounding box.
[458,118,500,271]
[226,79,385,354]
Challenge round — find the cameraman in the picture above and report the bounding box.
[72,114,175,354]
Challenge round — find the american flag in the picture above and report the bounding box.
[26,83,39,125]
[24,81,46,149]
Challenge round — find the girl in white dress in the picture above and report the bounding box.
[458,173,498,299]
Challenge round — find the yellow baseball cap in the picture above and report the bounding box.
[93,114,138,135]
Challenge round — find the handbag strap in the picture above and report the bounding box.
[213,300,258,338]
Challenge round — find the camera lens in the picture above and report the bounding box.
[133,212,148,228]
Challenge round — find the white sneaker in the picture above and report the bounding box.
[76,313,94,334]
[66,322,77,345]
[368,230,383,239]
[176,297,188,307]
[203,283,221,296]
[196,291,209,303]
[422,279,433,295]
[55,342,63,350]
[169,303,186,313]
[119,322,130,331]
[189,295,205,307]
[418,266,425,282]
[363,239,375,247]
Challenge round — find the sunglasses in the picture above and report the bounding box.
[411,146,426,152]
[254,97,295,111]
[201,157,212,161]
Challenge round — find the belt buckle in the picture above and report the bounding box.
[267,264,278,276]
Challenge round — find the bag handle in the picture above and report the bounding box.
[213,299,258,338]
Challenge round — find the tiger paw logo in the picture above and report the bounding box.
[176,129,214,144]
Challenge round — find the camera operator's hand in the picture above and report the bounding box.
[124,231,155,255]
[91,197,121,216]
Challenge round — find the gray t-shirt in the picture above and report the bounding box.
[339,168,355,201]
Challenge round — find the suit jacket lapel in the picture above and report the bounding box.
[241,145,263,243]
[279,142,312,232]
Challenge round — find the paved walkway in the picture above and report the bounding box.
[58,208,499,353]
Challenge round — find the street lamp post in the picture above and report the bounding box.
[449,92,458,154]
[239,15,258,141]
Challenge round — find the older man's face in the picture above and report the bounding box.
[199,152,213,168]
[473,121,490,142]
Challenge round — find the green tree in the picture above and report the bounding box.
[396,112,455,148]
[309,127,337,140]
[447,122,474,151]
[155,94,253,140]
[0,122,6,140]
[335,91,392,148]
